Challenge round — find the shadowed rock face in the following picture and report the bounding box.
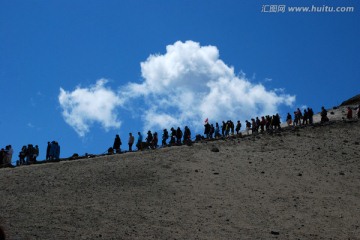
[0,98,359,239]
[340,94,360,106]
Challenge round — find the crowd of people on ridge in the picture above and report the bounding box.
[0,141,60,168]
[108,105,360,154]
[286,107,315,126]
[45,141,61,161]
[1,105,359,168]
[18,144,39,165]
[109,126,192,153]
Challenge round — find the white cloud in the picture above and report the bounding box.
[121,40,295,131]
[59,79,123,137]
[59,40,296,136]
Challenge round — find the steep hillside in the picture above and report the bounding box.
[0,106,359,239]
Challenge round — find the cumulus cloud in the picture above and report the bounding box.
[59,40,296,136]
[121,40,295,131]
[59,79,123,137]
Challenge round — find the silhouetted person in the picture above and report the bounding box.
[183,126,191,143]
[146,131,153,146]
[225,121,230,136]
[308,107,314,124]
[49,141,60,160]
[260,116,266,132]
[170,128,176,145]
[113,134,122,153]
[294,108,302,126]
[245,120,251,135]
[151,132,158,149]
[204,122,211,139]
[221,121,226,136]
[5,145,13,166]
[286,113,292,126]
[46,141,51,160]
[26,144,34,164]
[215,123,221,138]
[209,124,214,139]
[235,120,242,134]
[136,132,143,150]
[162,129,169,146]
[19,146,27,165]
[0,148,5,166]
[34,145,39,162]
[128,133,134,152]
[229,120,234,135]
[273,114,281,129]
[321,106,329,123]
[302,109,309,125]
[176,127,183,144]
[251,119,257,134]
[55,142,60,160]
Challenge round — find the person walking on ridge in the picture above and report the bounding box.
[128,133,134,152]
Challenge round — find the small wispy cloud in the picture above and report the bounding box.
[58,79,123,137]
[274,88,285,93]
[30,97,36,107]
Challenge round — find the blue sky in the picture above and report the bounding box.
[1,0,359,162]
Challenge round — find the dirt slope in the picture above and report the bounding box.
[0,106,359,240]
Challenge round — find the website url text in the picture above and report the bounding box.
[261,5,355,13]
